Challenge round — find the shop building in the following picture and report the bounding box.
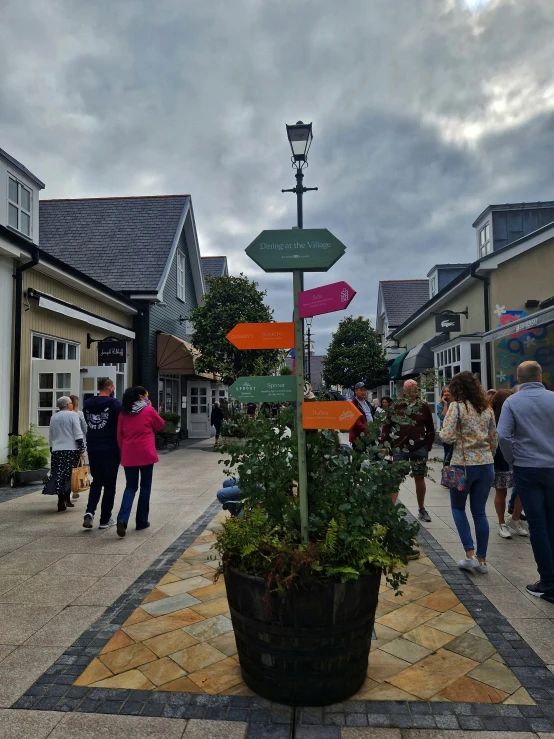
[39,195,227,439]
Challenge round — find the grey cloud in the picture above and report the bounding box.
[1,0,554,350]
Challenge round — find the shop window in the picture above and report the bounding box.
[8,175,32,237]
[37,371,72,426]
[471,362,481,377]
[159,374,180,415]
[471,343,481,360]
[453,365,461,375]
[456,345,461,362]
[32,333,79,362]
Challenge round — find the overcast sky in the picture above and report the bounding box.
[2,0,554,351]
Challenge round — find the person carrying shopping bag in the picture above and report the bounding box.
[116,386,165,538]
[440,371,497,574]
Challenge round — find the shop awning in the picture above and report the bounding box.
[389,350,410,380]
[157,333,214,379]
[481,305,554,343]
[402,335,444,377]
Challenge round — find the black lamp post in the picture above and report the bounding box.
[282,121,318,229]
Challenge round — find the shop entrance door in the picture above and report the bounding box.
[31,360,80,438]
[80,366,118,404]
[187,381,211,438]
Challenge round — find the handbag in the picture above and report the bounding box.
[440,404,467,492]
[71,459,91,494]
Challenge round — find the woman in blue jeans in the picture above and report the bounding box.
[440,372,498,574]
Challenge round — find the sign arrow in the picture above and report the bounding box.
[228,375,296,403]
[302,401,362,430]
[246,229,346,273]
[299,281,356,319]
[226,322,295,350]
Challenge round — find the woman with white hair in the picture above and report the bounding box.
[42,396,85,511]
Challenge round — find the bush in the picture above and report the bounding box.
[160,412,181,425]
[221,416,254,439]
[0,425,50,483]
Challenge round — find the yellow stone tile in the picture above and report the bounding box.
[403,625,456,651]
[123,608,152,627]
[388,648,479,700]
[415,588,460,613]
[504,686,536,705]
[438,675,509,703]
[375,599,399,618]
[363,683,419,701]
[366,649,411,683]
[188,581,227,602]
[409,574,447,594]
[139,656,186,686]
[92,669,155,690]
[158,576,213,597]
[225,681,256,696]
[209,632,237,657]
[382,585,429,606]
[158,573,182,585]
[190,597,231,619]
[171,642,227,673]
[418,556,435,567]
[426,610,475,637]
[468,624,487,640]
[452,603,471,616]
[98,643,157,675]
[155,676,205,692]
[376,603,440,633]
[350,677,380,699]
[144,629,198,658]
[123,609,204,641]
[100,630,135,654]
[188,656,243,694]
[468,658,521,694]
[380,637,432,664]
[373,623,402,648]
[142,588,169,604]
[74,658,112,686]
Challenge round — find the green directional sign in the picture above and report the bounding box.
[228,375,296,403]
[245,229,346,273]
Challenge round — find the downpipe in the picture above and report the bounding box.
[470,263,492,390]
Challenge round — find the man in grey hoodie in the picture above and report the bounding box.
[497,361,554,602]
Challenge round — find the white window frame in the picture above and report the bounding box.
[479,223,491,257]
[8,174,32,238]
[31,332,80,362]
[177,251,186,302]
[430,276,437,297]
[434,338,485,404]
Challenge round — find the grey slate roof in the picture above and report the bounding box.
[0,147,45,188]
[39,195,190,294]
[380,279,429,327]
[201,256,228,282]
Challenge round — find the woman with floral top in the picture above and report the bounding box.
[440,371,498,574]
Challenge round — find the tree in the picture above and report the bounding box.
[322,316,388,390]
[189,274,281,386]
[279,365,292,376]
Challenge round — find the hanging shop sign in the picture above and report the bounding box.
[98,340,127,365]
[435,314,461,333]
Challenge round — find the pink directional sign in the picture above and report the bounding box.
[299,281,356,319]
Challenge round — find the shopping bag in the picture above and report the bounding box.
[440,465,466,492]
[71,461,91,494]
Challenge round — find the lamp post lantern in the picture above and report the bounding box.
[282,121,318,544]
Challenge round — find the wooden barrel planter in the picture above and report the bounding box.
[224,566,381,706]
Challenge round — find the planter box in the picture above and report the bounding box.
[11,469,50,487]
[224,565,380,706]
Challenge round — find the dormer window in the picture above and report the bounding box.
[8,175,32,237]
[430,275,437,297]
[479,223,491,257]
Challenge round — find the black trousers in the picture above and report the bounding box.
[86,448,120,525]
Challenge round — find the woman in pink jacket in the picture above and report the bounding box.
[116,386,165,537]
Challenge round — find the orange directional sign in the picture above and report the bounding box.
[226,322,295,350]
[302,401,362,430]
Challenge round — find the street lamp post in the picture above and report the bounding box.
[282,121,318,544]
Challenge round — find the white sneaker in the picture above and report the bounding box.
[99,518,116,529]
[498,524,512,539]
[459,557,479,570]
[475,561,488,574]
[507,516,529,537]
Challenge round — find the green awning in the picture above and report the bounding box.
[389,350,410,380]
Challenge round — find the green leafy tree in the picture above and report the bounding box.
[322,316,387,390]
[189,274,280,386]
[279,365,292,376]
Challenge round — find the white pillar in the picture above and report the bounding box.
[0,256,13,462]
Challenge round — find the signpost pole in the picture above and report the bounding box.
[293,269,309,545]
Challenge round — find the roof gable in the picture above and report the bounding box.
[201,256,228,282]
[379,280,429,327]
[39,195,190,294]
[0,147,45,188]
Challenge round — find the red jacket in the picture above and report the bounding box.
[117,406,165,467]
[349,398,374,446]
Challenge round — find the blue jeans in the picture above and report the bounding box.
[117,465,154,528]
[513,467,554,589]
[450,464,494,559]
[217,478,242,505]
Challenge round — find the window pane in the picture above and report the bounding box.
[39,373,53,389]
[471,362,481,376]
[8,203,18,229]
[20,212,30,235]
[39,391,53,408]
[191,388,198,396]
[199,388,207,397]
[67,344,77,360]
[445,366,452,380]
[453,365,461,375]
[199,404,207,413]
[56,342,66,360]
[44,339,54,359]
[57,373,71,389]
[471,344,480,360]
[20,186,30,211]
[38,410,52,426]
[82,378,94,392]
[456,345,461,362]
[116,374,124,399]
[32,335,42,358]
[8,178,18,203]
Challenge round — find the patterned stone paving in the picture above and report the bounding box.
[73,512,534,705]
